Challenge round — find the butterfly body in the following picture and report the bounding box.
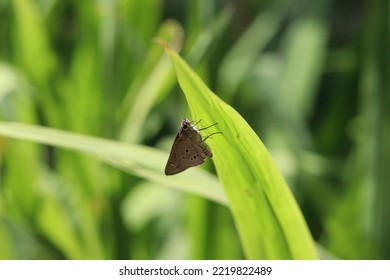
[165,118,214,175]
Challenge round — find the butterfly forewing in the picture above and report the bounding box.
[165,136,207,175]
[164,118,218,176]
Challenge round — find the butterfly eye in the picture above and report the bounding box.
[182,123,188,130]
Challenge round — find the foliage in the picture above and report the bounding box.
[0,0,388,259]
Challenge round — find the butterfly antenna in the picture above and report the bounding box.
[199,122,218,131]
[193,119,202,126]
[202,131,222,142]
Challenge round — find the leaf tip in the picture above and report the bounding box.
[152,37,172,51]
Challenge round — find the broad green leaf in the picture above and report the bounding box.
[162,44,318,259]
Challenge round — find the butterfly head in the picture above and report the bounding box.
[181,118,199,133]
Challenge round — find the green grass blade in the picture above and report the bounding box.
[0,122,226,206]
[12,0,56,85]
[118,20,183,142]
[217,10,283,99]
[163,45,318,259]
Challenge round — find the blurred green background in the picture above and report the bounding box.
[0,0,389,259]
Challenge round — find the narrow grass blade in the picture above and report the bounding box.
[0,122,226,206]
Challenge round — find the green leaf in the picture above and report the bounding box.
[12,0,56,85]
[0,122,226,206]
[118,20,183,142]
[162,44,318,259]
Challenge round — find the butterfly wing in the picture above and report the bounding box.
[165,135,208,175]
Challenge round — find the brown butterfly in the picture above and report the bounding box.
[165,118,220,175]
